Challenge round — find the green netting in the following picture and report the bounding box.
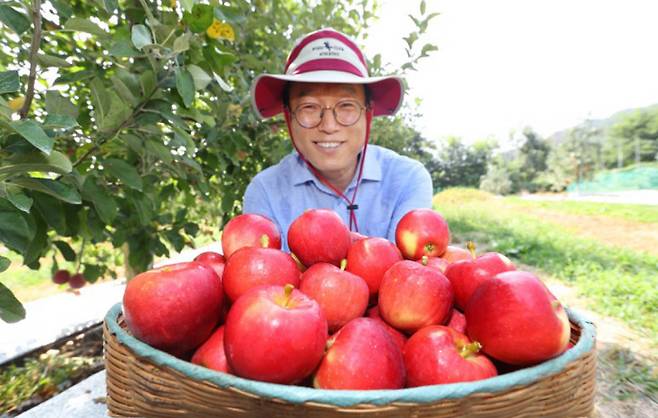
[567,164,658,193]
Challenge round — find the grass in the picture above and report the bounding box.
[433,188,658,342]
[504,196,658,224]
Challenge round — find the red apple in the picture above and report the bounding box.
[395,209,450,260]
[418,255,449,273]
[378,260,454,334]
[52,269,71,285]
[299,261,369,333]
[194,251,226,280]
[441,245,473,264]
[221,214,281,259]
[224,285,327,384]
[191,326,232,373]
[444,252,515,310]
[446,309,467,334]
[123,262,223,356]
[466,271,571,366]
[69,273,86,289]
[287,209,351,267]
[404,325,497,386]
[366,306,408,351]
[349,231,367,245]
[346,237,403,295]
[313,318,405,390]
[223,247,301,303]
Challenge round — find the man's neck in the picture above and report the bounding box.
[319,164,357,193]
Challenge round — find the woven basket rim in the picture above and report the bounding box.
[105,303,595,407]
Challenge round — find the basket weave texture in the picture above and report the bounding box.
[104,303,596,418]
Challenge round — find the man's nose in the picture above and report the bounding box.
[318,107,340,132]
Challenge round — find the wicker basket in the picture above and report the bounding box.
[104,303,596,418]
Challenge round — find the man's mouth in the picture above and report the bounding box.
[314,141,342,149]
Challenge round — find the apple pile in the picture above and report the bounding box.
[122,209,572,390]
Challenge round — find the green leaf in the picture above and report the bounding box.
[11,177,82,204]
[50,0,73,21]
[180,0,194,13]
[109,39,140,57]
[111,76,139,107]
[0,206,34,254]
[62,17,108,37]
[45,90,78,117]
[173,33,191,53]
[103,0,118,13]
[184,4,214,33]
[0,5,31,35]
[5,184,33,213]
[0,256,9,273]
[128,192,153,225]
[0,70,20,94]
[82,178,117,224]
[23,214,47,266]
[139,70,156,97]
[0,282,25,323]
[187,65,211,90]
[165,229,185,252]
[53,240,76,261]
[103,158,143,191]
[33,193,67,234]
[37,53,72,68]
[0,150,72,181]
[175,68,195,108]
[145,139,173,164]
[43,114,78,130]
[90,79,131,133]
[10,120,54,155]
[183,222,199,236]
[131,24,152,50]
[215,5,245,24]
[83,263,104,283]
[420,0,426,15]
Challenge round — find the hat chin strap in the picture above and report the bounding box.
[283,108,373,233]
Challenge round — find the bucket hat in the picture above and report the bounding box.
[251,28,404,119]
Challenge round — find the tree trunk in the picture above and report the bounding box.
[122,243,137,280]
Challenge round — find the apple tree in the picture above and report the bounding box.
[0,0,437,322]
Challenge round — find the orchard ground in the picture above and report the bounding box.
[1,189,657,417]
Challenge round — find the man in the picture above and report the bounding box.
[244,28,432,250]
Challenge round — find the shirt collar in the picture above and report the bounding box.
[291,146,382,186]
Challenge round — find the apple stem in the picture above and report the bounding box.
[424,243,435,254]
[421,255,428,266]
[260,234,270,248]
[467,241,476,259]
[340,259,347,271]
[458,341,482,358]
[283,284,294,307]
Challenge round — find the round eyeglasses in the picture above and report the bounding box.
[291,100,366,129]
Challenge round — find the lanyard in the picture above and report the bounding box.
[283,108,373,232]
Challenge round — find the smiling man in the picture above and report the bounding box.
[244,28,432,250]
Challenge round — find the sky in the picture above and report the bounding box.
[364,0,658,145]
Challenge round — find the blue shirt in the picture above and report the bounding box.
[243,145,433,252]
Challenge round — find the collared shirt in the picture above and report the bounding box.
[243,145,433,252]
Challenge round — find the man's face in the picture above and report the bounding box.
[288,82,367,186]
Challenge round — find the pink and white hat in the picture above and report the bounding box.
[251,28,404,119]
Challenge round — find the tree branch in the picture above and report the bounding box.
[19,0,42,119]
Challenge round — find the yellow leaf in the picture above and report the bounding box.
[8,96,25,112]
[206,20,235,42]
[170,0,177,8]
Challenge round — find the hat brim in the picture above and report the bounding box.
[251,71,405,119]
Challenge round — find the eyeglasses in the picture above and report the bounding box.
[291,100,366,129]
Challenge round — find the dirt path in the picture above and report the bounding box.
[511,207,658,257]
[543,277,657,418]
